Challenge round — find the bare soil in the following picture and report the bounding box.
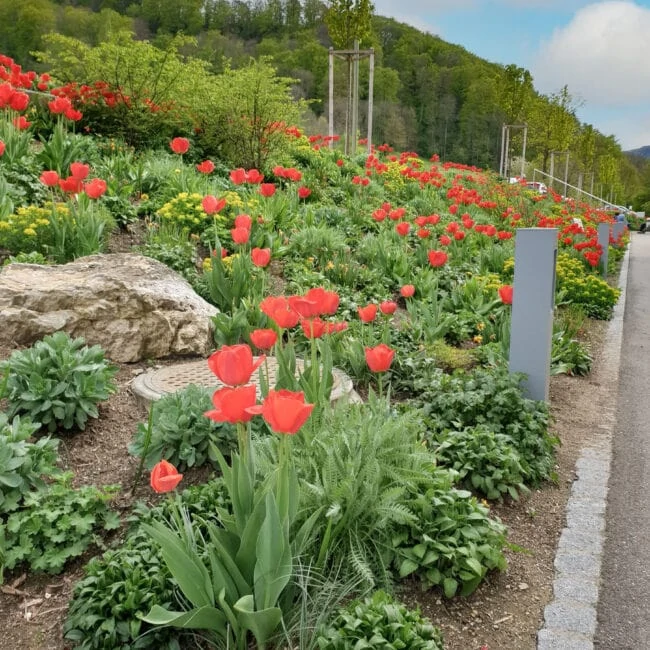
[0,228,610,650]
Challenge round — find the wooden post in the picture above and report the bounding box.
[351,40,359,156]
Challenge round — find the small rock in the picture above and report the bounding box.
[518,582,529,590]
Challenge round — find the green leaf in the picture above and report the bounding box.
[141,521,214,608]
[233,594,282,648]
[254,491,292,610]
[141,604,228,633]
[443,577,458,599]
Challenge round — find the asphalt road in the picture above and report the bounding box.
[595,232,650,649]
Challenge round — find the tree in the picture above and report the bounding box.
[284,0,302,32]
[0,0,57,64]
[324,0,374,48]
[498,64,533,124]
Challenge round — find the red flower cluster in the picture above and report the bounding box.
[230,168,264,184]
[272,165,302,182]
[169,137,189,155]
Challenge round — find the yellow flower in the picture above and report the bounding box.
[23,228,37,236]
[473,335,483,344]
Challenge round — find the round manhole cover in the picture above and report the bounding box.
[131,357,360,406]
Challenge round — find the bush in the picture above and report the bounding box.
[433,425,528,501]
[64,481,229,650]
[1,331,118,433]
[0,414,59,516]
[556,253,620,319]
[128,384,237,471]
[392,469,507,597]
[2,474,120,576]
[316,590,444,649]
[415,365,557,485]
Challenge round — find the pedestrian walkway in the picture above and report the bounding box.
[595,232,650,649]
[537,232,650,649]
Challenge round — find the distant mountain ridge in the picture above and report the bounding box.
[625,146,650,158]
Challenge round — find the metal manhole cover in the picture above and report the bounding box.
[131,357,360,406]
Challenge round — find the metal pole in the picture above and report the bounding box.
[549,152,555,189]
[504,127,511,178]
[520,125,527,178]
[328,48,334,150]
[367,48,374,154]
[351,40,359,156]
[564,153,570,197]
[499,125,506,177]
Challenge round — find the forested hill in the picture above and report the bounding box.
[1,0,648,204]
[626,146,650,159]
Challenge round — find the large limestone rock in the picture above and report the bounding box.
[0,254,218,362]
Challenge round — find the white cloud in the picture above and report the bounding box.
[531,1,650,105]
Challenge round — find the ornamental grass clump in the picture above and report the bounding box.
[1,331,118,433]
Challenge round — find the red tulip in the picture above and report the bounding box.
[250,328,277,350]
[231,226,250,245]
[259,183,276,197]
[301,317,326,339]
[380,300,397,315]
[269,305,300,329]
[372,209,387,222]
[230,168,247,184]
[84,178,107,199]
[251,247,271,267]
[70,162,90,180]
[0,140,5,156]
[202,195,226,214]
[395,222,410,236]
[245,169,264,184]
[65,108,83,121]
[499,285,513,305]
[305,287,340,315]
[358,304,378,323]
[365,343,395,373]
[204,385,257,424]
[150,460,183,493]
[439,235,452,246]
[207,344,265,386]
[428,250,448,267]
[234,214,252,230]
[288,295,320,318]
[416,228,431,239]
[9,91,29,112]
[59,176,84,193]
[297,186,311,199]
[40,170,59,187]
[400,284,415,298]
[48,96,72,114]
[454,230,465,241]
[12,116,31,130]
[247,389,314,435]
[170,137,190,154]
[196,160,215,174]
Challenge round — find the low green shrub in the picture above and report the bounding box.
[556,253,619,319]
[2,474,120,576]
[415,366,557,485]
[316,590,444,649]
[128,384,237,471]
[392,469,508,597]
[1,331,118,433]
[64,480,229,650]
[434,425,529,501]
[0,414,60,516]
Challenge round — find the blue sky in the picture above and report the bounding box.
[372,0,650,150]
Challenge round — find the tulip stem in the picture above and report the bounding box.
[377,372,383,401]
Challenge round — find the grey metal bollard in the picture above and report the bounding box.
[509,228,557,402]
[612,221,625,243]
[597,222,610,275]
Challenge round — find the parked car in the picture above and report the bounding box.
[524,181,548,194]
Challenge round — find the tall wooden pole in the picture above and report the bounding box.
[351,40,360,156]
